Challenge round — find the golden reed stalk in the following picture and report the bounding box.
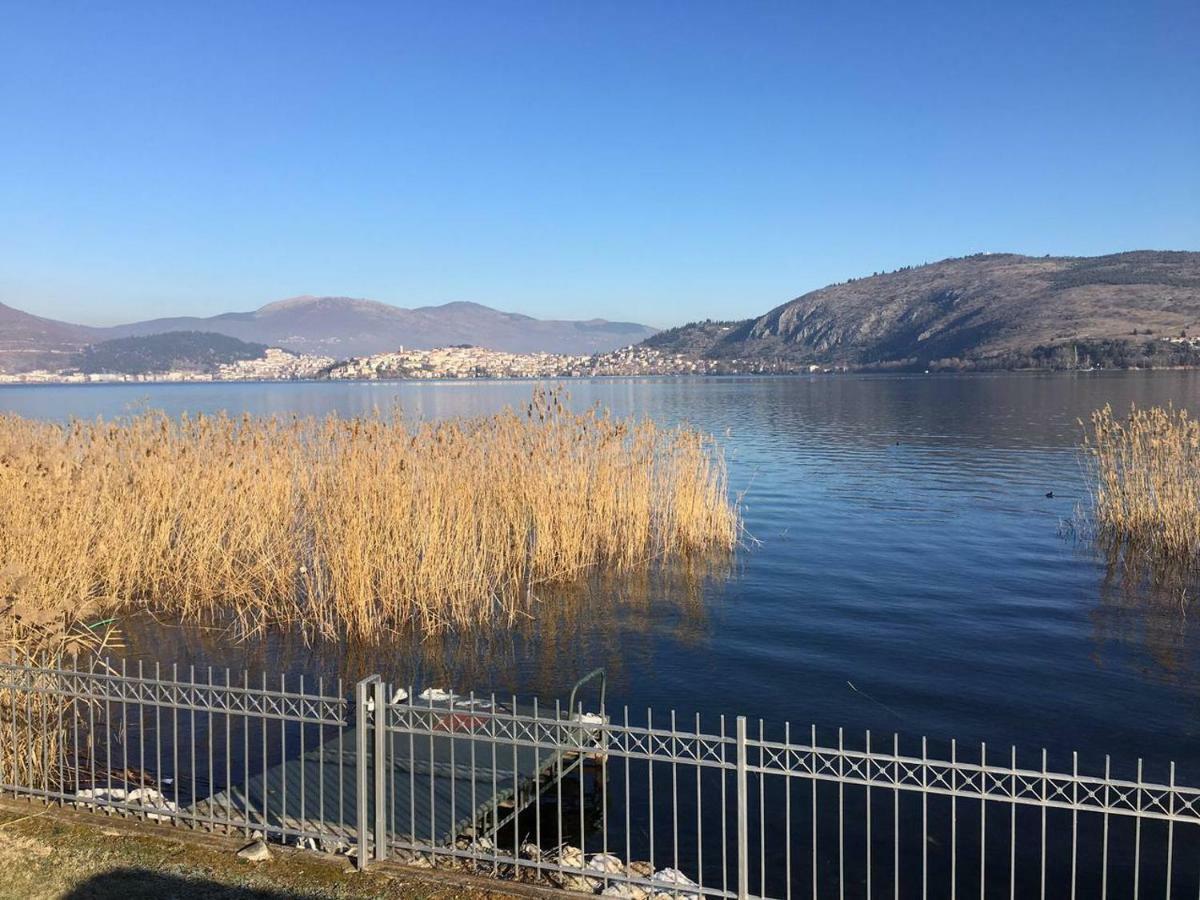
[0,618,122,791]
[0,389,739,641]
[1085,404,1200,570]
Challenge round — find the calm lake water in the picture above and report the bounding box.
[4,373,1199,779]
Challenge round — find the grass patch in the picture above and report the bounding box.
[0,801,511,899]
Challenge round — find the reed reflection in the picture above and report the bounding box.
[1088,535,1200,688]
[115,555,732,701]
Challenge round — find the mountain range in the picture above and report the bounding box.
[0,297,658,372]
[5,251,1200,375]
[645,251,1200,370]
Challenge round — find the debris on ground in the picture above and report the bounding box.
[235,838,272,862]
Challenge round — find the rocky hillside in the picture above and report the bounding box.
[0,302,101,372]
[648,251,1200,370]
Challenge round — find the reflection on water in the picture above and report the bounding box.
[1089,537,1200,690]
[6,372,1200,775]
[115,557,729,700]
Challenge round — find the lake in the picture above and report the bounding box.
[3,372,1199,780]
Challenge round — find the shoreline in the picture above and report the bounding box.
[5,366,1200,388]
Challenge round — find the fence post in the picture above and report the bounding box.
[355,676,380,870]
[373,680,388,863]
[736,715,749,900]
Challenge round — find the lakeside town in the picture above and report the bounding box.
[0,343,820,384]
[9,333,1200,386]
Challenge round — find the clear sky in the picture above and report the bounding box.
[1,1,1196,328]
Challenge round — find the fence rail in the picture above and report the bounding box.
[1,660,346,723]
[1,654,1198,899]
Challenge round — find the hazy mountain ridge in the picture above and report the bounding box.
[102,296,657,355]
[0,297,658,371]
[0,302,105,372]
[646,251,1200,370]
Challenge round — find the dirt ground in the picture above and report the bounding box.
[0,802,526,900]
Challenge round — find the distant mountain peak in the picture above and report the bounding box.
[255,295,389,315]
[424,300,494,312]
[0,295,658,371]
[255,295,320,313]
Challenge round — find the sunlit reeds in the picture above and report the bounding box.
[0,616,121,791]
[0,389,739,641]
[1084,404,1200,575]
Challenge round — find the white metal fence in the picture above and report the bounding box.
[2,654,1199,898]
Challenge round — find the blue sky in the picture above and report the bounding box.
[1,1,1196,328]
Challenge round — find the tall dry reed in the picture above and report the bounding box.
[1085,404,1200,571]
[0,616,121,791]
[0,390,738,640]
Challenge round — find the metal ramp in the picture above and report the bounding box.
[190,671,606,851]
[378,695,597,846]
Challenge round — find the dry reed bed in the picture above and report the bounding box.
[1085,404,1200,571]
[0,620,121,791]
[0,391,738,640]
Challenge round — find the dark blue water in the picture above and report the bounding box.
[4,373,1199,781]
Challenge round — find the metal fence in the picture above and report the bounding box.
[2,654,1199,898]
